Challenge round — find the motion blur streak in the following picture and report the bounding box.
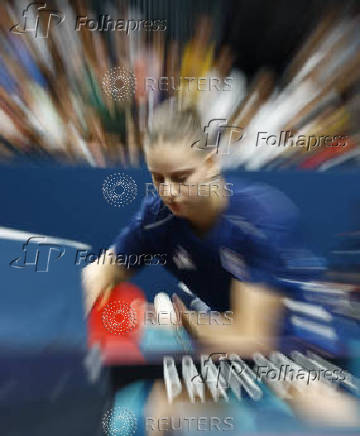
[0,0,359,169]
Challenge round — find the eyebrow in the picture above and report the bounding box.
[170,169,195,176]
[150,168,195,176]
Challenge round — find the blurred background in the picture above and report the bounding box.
[1,1,360,435]
[0,0,360,169]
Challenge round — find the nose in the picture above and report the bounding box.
[160,177,179,199]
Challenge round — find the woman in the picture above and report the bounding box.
[83,102,310,353]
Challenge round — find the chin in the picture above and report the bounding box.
[168,203,187,217]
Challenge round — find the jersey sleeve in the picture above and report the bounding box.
[225,183,325,290]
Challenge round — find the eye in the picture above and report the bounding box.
[152,173,164,184]
[171,171,193,183]
[172,175,188,184]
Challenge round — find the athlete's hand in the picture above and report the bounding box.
[172,293,193,329]
[81,248,128,316]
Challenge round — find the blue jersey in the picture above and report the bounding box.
[113,179,322,312]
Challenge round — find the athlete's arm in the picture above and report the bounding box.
[81,248,135,315]
[82,198,157,315]
[182,183,299,354]
[230,279,284,346]
[176,279,284,355]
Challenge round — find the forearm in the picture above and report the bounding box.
[182,318,278,357]
[176,281,283,356]
[82,248,135,315]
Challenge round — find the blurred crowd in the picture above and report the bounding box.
[0,0,359,169]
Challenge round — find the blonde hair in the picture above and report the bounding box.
[145,100,206,152]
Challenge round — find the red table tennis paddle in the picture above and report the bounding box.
[87,282,146,354]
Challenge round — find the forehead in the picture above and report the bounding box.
[146,143,203,174]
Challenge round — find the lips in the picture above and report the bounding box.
[166,201,180,212]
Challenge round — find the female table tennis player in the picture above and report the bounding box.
[82,101,315,353]
[83,102,360,427]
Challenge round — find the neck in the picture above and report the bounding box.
[187,178,229,234]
